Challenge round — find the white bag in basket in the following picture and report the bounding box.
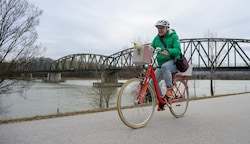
[132,44,153,65]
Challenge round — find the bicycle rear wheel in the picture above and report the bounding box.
[117,78,156,129]
[169,78,189,118]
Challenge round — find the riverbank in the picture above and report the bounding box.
[1,92,249,124]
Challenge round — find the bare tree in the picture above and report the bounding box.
[93,81,116,109]
[0,0,43,95]
[97,86,115,108]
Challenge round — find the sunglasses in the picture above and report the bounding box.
[156,26,166,29]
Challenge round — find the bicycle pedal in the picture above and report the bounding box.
[157,106,165,111]
[157,103,165,111]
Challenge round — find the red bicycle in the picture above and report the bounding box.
[117,47,191,129]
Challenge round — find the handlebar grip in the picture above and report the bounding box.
[155,47,161,52]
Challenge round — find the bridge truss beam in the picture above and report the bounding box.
[17,38,250,73]
[180,38,250,68]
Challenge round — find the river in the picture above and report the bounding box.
[0,79,249,120]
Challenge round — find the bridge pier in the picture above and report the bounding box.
[93,71,123,87]
[101,71,118,83]
[44,73,65,82]
[21,73,33,80]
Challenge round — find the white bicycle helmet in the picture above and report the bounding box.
[155,20,170,28]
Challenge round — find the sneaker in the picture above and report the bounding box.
[165,95,174,102]
[157,103,165,111]
[166,87,173,97]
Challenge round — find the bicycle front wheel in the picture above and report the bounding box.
[117,78,156,129]
[169,78,189,118]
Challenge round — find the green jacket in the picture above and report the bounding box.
[151,29,181,67]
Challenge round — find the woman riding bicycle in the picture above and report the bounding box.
[149,19,181,111]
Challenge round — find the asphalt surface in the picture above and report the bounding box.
[1,93,250,144]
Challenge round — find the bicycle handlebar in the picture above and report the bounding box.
[148,46,161,54]
[155,47,161,53]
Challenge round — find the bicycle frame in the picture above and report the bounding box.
[136,64,189,106]
[136,64,166,105]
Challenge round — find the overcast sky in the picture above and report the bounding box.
[28,0,250,60]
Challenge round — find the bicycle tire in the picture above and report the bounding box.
[117,78,156,129]
[169,78,189,118]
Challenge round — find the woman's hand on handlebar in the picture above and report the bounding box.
[160,50,170,56]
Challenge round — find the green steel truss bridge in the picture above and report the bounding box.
[18,38,250,73]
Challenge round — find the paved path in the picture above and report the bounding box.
[1,93,250,144]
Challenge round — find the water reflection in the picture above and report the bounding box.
[0,79,120,120]
[0,79,249,120]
